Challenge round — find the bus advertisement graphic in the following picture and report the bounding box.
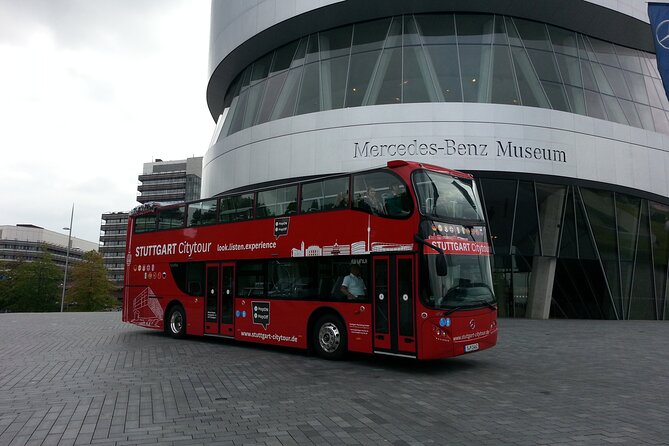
[252,301,270,329]
[274,218,289,238]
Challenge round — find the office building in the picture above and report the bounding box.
[137,157,203,204]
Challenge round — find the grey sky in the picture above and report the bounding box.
[0,0,213,243]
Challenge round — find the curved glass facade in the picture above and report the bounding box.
[218,13,669,137]
[476,174,669,320]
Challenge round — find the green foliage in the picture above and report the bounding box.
[4,250,62,312]
[66,250,116,312]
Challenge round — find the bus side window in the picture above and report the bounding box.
[353,171,411,218]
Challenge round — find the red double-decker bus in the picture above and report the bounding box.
[122,160,497,360]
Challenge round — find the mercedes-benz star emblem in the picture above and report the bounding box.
[656,20,669,50]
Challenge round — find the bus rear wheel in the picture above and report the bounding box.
[313,315,347,360]
[167,305,186,339]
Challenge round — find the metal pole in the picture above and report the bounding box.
[60,204,74,312]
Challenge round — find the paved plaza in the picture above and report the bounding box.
[0,312,667,446]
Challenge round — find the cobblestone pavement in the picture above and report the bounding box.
[0,313,667,446]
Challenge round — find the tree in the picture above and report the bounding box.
[7,249,62,312]
[66,250,116,311]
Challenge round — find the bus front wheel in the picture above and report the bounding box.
[167,305,186,339]
[313,315,347,360]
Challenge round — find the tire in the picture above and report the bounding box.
[166,305,187,339]
[313,314,347,360]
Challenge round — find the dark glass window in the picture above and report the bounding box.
[170,262,205,296]
[187,199,217,227]
[319,26,352,60]
[256,185,298,218]
[237,262,265,297]
[219,193,254,223]
[134,214,157,233]
[158,207,185,230]
[353,171,412,217]
[300,177,349,213]
[351,18,391,54]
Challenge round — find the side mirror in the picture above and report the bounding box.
[436,254,448,276]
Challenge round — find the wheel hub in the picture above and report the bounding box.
[318,322,340,353]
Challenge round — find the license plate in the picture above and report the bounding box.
[464,343,479,353]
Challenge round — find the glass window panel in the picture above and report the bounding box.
[630,202,657,319]
[652,77,669,109]
[456,14,494,45]
[242,79,267,127]
[256,186,298,218]
[367,47,401,105]
[581,189,618,261]
[559,187,578,258]
[256,71,289,124]
[403,15,421,47]
[227,89,249,134]
[425,45,462,101]
[158,206,185,230]
[480,179,517,255]
[346,50,381,107]
[187,199,217,227]
[536,183,566,256]
[565,86,586,115]
[239,66,252,90]
[505,16,522,47]
[460,44,492,103]
[353,171,411,217]
[251,53,272,84]
[527,49,561,83]
[237,261,265,297]
[320,56,349,110]
[403,46,438,103]
[134,215,156,233]
[513,18,550,50]
[491,15,508,45]
[415,14,456,45]
[601,95,628,125]
[512,182,540,256]
[223,74,243,108]
[301,177,349,213]
[319,25,352,60]
[588,37,620,67]
[616,194,641,314]
[219,193,254,223]
[511,47,550,108]
[580,58,598,91]
[646,54,661,79]
[305,33,320,64]
[601,66,631,100]
[290,38,307,68]
[271,41,299,74]
[591,63,615,95]
[574,189,597,260]
[623,71,649,105]
[640,54,654,77]
[651,107,669,134]
[644,75,663,108]
[556,54,582,87]
[619,99,642,128]
[636,103,655,131]
[547,25,578,56]
[271,67,302,120]
[490,45,519,105]
[543,81,571,112]
[352,18,391,54]
[615,46,642,73]
[584,90,607,120]
[296,62,320,115]
[649,201,669,315]
[384,16,402,48]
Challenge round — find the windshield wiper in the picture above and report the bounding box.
[442,300,497,316]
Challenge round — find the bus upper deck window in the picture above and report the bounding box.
[352,171,412,218]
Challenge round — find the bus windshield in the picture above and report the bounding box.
[413,170,484,222]
[422,252,495,310]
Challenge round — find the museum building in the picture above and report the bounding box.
[204,0,669,320]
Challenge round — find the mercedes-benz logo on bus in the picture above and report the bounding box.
[469,319,476,330]
[656,20,669,50]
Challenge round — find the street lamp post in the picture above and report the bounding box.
[60,204,74,312]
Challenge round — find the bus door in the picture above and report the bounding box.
[204,263,235,336]
[372,254,416,356]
